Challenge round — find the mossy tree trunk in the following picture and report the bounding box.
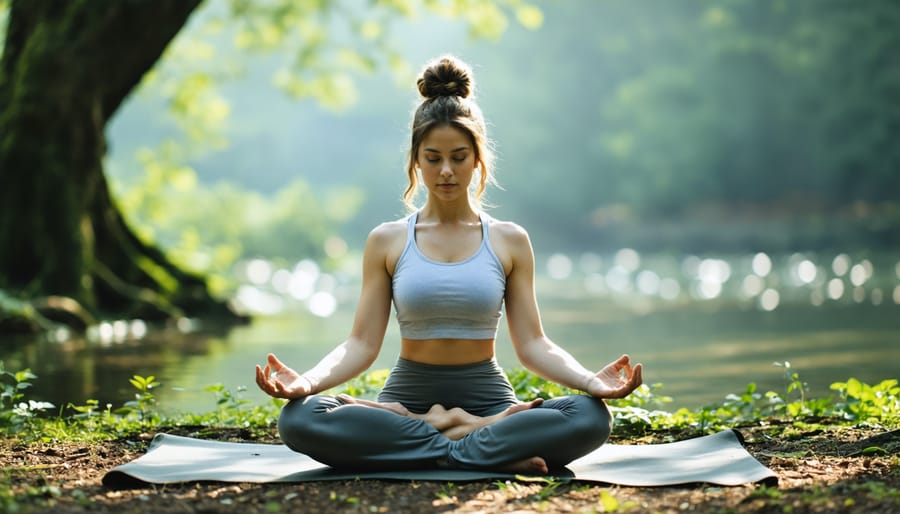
[0,0,237,327]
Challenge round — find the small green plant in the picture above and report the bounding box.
[607,383,674,432]
[531,477,564,501]
[598,489,620,512]
[329,491,361,505]
[2,359,898,454]
[180,384,281,431]
[0,364,54,432]
[115,375,161,425]
[435,482,457,501]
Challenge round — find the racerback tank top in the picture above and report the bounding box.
[392,211,506,340]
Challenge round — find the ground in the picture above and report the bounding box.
[2,424,897,513]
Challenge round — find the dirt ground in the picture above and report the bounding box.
[3,424,897,513]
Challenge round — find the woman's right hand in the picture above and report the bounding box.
[255,353,314,399]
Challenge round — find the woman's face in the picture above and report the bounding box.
[416,125,478,204]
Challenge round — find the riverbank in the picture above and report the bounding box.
[1,369,897,513]
[2,423,897,513]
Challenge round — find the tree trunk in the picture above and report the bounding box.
[0,0,239,327]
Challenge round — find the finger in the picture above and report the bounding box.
[632,363,643,387]
[267,353,283,371]
[616,362,632,381]
[256,365,273,389]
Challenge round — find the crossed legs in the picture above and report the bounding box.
[279,394,611,473]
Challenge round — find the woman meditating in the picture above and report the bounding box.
[255,55,642,474]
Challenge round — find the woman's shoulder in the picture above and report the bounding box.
[484,214,532,255]
[485,214,530,241]
[365,217,410,251]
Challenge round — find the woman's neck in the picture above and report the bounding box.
[419,199,479,224]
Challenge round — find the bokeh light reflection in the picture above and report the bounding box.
[698,259,731,284]
[828,278,845,300]
[751,252,772,277]
[849,264,868,287]
[547,253,573,280]
[759,289,780,311]
[742,275,764,297]
[308,291,337,317]
[605,265,632,293]
[636,270,661,296]
[245,259,272,285]
[871,288,883,306]
[797,260,817,284]
[615,248,641,272]
[832,254,850,276]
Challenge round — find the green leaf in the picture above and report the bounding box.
[860,446,887,456]
[515,5,543,30]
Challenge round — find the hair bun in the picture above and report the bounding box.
[416,55,474,99]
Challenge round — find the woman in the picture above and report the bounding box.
[255,55,642,474]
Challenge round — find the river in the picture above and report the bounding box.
[2,250,898,415]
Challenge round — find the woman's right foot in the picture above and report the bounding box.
[497,456,549,475]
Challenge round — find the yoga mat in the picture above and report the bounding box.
[103,429,777,489]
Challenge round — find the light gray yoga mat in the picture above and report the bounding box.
[103,429,777,489]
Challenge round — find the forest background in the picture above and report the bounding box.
[1,0,898,321]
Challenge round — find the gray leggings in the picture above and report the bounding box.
[278,358,612,471]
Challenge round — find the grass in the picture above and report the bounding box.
[1,360,898,513]
[2,360,898,444]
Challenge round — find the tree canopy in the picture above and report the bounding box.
[1,0,897,332]
[107,0,900,258]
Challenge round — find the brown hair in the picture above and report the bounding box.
[403,55,496,211]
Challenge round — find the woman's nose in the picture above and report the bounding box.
[440,161,453,175]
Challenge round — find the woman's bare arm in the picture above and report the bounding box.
[255,223,397,398]
[500,223,642,397]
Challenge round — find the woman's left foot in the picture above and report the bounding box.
[414,399,544,440]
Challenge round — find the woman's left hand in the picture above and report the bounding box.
[585,354,643,399]
[255,353,314,400]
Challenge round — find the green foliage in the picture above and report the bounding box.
[112,147,365,295]
[0,363,54,432]
[606,383,674,431]
[182,383,281,429]
[830,378,900,424]
[0,289,26,314]
[597,0,900,217]
[101,0,545,284]
[335,368,391,399]
[1,363,897,445]
[0,1,8,48]
[505,367,577,401]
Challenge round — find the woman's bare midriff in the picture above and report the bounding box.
[399,338,495,365]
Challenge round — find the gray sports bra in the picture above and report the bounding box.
[392,211,506,340]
